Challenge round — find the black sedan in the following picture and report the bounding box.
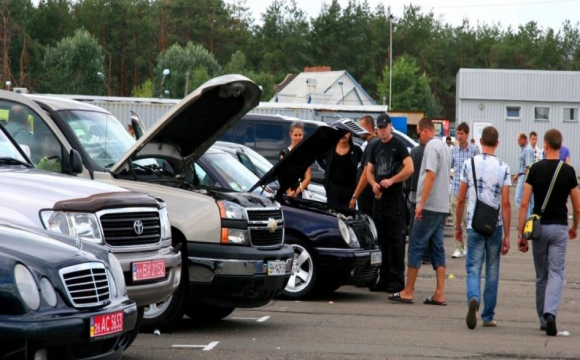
[195,126,381,299]
[0,223,137,359]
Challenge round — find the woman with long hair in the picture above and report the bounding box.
[279,122,312,198]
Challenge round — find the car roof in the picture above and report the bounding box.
[25,94,111,113]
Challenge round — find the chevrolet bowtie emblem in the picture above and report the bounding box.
[268,218,278,233]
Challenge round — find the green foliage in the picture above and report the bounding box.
[378,55,443,117]
[189,66,211,93]
[132,79,154,98]
[38,28,105,94]
[155,42,221,98]
[224,51,247,74]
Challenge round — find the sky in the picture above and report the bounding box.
[242,0,580,31]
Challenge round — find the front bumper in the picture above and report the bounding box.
[0,299,137,360]
[112,245,182,307]
[316,247,381,285]
[187,242,293,308]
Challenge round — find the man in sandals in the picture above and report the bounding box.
[387,117,450,305]
[455,126,511,329]
[518,129,580,336]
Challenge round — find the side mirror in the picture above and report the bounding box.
[69,149,83,175]
[130,110,146,140]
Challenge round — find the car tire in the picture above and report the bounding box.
[140,267,187,332]
[185,303,235,324]
[282,236,318,300]
[124,306,144,349]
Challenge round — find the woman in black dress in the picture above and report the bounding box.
[279,122,312,198]
[318,132,362,206]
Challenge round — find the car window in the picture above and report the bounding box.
[237,152,258,176]
[244,124,255,147]
[0,100,65,173]
[193,163,214,187]
[202,152,259,192]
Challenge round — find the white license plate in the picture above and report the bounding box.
[132,259,166,282]
[90,311,124,339]
[267,260,286,276]
[371,252,382,265]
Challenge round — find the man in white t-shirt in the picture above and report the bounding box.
[455,126,512,329]
[530,131,542,162]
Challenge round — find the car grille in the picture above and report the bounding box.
[60,263,110,308]
[99,211,161,247]
[352,265,379,278]
[247,209,284,248]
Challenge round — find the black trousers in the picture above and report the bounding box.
[327,183,355,207]
[357,186,374,216]
[373,192,406,292]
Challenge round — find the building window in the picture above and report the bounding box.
[534,107,550,121]
[506,106,521,120]
[563,107,578,122]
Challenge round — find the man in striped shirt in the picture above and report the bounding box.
[450,122,480,258]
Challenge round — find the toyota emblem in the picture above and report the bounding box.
[133,220,144,235]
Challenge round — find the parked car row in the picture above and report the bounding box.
[0,75,382,359]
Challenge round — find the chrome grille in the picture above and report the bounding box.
[247,209,284,248]
[99,211,160,247]
[59,263,110,308]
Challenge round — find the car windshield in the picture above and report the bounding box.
[202,152,260,192]
[59,110,155,168]
[0,128,28,164]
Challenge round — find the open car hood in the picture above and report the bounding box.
[250,125,345,195]
[110,75,261,173]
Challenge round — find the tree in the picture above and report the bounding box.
[154,42,221,98]
[377,55,442,117]
[38,28,105,94]
[132,78,154,97]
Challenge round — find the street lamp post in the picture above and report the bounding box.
[97,72,110,96]
[160,68,170,99]
[338,81,345,105]
[388,7,393,111]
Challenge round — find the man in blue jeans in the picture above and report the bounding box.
[518,129,580,336]
[388,117,450,305]
[455,126,512,329]
[514,133,535,218]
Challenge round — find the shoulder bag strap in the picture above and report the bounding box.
[471,157,479,202]
[540,160,564,214]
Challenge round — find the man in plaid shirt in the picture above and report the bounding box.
[450,122,479,258]
[513,133,535,218]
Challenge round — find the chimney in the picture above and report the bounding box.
[304,66,331,73]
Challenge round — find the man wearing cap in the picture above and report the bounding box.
[366,113,414,293]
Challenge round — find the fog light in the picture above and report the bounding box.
[34,349,47,360]
[173,265,182,287]
[350,269,356,277]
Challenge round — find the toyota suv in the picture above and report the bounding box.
[0,93,181,347]
[26,75,293,330]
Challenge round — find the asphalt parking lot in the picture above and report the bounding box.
[125,191,580,359]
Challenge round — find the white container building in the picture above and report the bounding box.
[456,68,580,172]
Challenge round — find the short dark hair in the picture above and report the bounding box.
[518,132,527,141]
[481,126,498,146]
[544,129,562,150]
[360,115,374,129]
[418,117,434,130]
[446,136,452,142]
[456,122,470,134]
[529,131,537,138]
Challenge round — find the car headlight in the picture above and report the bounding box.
[39,277,57,307]
[107,270,118,298]
[40,211,103,244]
[14,264,40,311]
[217,200,247,220]
[347,227,360,248]
[108,253,127,297]
[159,207,172,240]
[367,216,378,241]
[337,219,351,245]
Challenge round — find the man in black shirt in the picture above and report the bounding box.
[518,129,580,336]
[366,113,414,293]
[350,115,378,215]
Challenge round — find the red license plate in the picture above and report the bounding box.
[90,311,124,339]
[132,259,166,282]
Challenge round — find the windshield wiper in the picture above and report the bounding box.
[0,157,33,168]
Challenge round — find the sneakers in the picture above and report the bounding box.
[452,250,464,258]
[545,314,557,336]
[483,320,497,327]
[466,298,478,329]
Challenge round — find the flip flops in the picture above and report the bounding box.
[424,296,447,306]
[387,292,414,304]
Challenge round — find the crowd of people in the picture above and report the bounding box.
[280,115,579,336]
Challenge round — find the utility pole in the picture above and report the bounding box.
[184,70,190,97]
[388,6,393,111]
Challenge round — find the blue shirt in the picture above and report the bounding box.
[518,144,535,175]
[450,143,479,196]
